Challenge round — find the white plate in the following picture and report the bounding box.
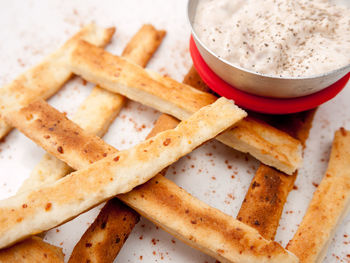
[0,0,349,262]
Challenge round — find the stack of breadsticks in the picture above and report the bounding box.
[0,24,348,263]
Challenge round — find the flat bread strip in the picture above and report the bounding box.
[237,165,297,240]
[0,97,246,248]
[287,128,350,263]
[121,24,166,68]
[18,24,165,193]
[68,199,140,263]
[68,40,302,175]
[119,175,298,263]
[0,236,64,263]
[0,24,115,139]
[237,109,316,240]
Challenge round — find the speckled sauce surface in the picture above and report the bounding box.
[0,0,349,262]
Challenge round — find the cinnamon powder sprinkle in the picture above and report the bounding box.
[340,127,347,136]
[57,146,64,154]
[45,203,52,211]
[163,138,171,146]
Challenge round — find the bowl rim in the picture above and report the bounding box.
[187,0,350,81]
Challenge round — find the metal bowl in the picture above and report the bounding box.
[187,0,350,98]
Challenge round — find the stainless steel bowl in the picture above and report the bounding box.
[187,0,350,98]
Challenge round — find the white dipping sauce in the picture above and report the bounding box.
[194,0,350,77]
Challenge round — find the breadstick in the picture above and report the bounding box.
[0,24,115,139]
[68,199,139,263]
[0,97,246,249]
[237,110,316,239]
[119,174,298,263]
[68,40,302,175]
[18,24,166,193]
[0,236,64,263]
[5,98,298,262]
[287,128,350,263]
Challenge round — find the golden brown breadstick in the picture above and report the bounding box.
[237,165,297,240]
[68,41,302,175]
[0,236,64,263]
[19,24,165,193]
[0,24,115,139]
[119,174,298,263]
[287,128,350,263]
[237,110,317,239]
[68,199,139,263]
[0,97,246,249]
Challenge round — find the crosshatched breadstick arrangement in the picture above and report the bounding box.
[0,1,349,262]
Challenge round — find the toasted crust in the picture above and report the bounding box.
[0,97,246,248]
[0,24,115,139]
[68,40,302,174]
[19,24,164,193]
[121,24,166,67]
[119,175,298,263]
[237,109,316,239]
[237,165,296,239]
[287,128,350,263]
[68,199,140,263]
[183,66,210,92]
[8,100,115,170]
[0,237,64,263]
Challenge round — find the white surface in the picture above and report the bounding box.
[0,0,349,262]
